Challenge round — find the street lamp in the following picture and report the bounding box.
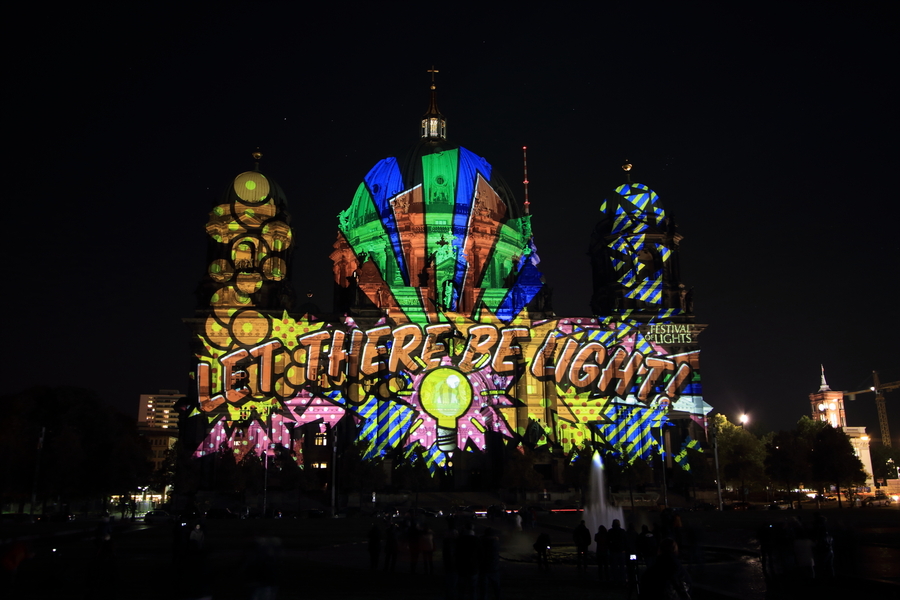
[739,414,749,501]
[711,424,724,511]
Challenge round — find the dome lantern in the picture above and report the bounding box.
[421,66,446,140]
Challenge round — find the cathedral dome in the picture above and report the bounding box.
[216,170,291,223]
[329,74,548,324]
[395,138,523,220]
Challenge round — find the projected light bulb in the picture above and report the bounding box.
[420,368,473,453]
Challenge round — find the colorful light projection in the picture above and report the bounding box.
[599,182,671,307]
[331,146,545,325]
[188,158,709,474]
[189,309,709,471]
[202,171,293,309]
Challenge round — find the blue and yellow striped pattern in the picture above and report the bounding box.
[596,403,669,463]
[356,396,417,460]
[673,436,702,471]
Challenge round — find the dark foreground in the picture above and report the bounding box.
[2,505,897,599]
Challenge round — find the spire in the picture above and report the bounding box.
[819,364,831,391]
[421,66,446,140]
[523,146,530,215]
[622,160,633,184]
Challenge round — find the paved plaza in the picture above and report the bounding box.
[3,506,897,599]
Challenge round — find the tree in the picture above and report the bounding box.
[150,443,178,495]
[711,414,767,496]
[766,430,811,505]
[870,444,900,481]
[0,387,153,512]
[811,424,866,504]
[670,442,716,499]
[766,417,824,506]
[765,417,866,508]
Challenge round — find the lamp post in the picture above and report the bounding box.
[659,424,668,508]
[739,414,749,502]
[30,427,45,520]
[712,425,723,511]
[331,425,338,518]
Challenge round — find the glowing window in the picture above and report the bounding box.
[314,433,327,446]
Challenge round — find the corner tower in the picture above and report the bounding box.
[195,152,295,312]
[183,153,302,462]
[589,163,689,319]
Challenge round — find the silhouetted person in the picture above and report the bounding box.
[95,515,115,559]
[240,531,281,600]
[793,529,816,582]
[457,524,480,598]
[420,524,435,575]
[1,541,32,591]
[637,525,658,568]
[594,525,610,581]
[189,523,205,555]
[534,532,551,571]
[573,520,591,572]
[625,521,639,560]
[384,523,399,572]
[409,523,422,573]
[368,523,382,570]
[478,527,501,599]
[812,513,834,580]
[639,537,691,600]
[442,528,459,600]
[607,519,627,583]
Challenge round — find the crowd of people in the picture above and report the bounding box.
[366,511,502,600]
[361,504,854,600]
[1,501,874,600]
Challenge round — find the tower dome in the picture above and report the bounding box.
[589,164,686,317]
[196,155,295,311]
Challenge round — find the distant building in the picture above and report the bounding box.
[808,366,846,429]
[138,390,183,472]
[843,426,875,488]
[138,390,183,430]
[810,368,874,488]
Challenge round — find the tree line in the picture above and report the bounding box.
[0,387,152,514]
[2,386,896,512]
[707,414,898,506]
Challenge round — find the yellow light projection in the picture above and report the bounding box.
[203,171,293,309]
[419,367,473,453]
[233,171,270,203]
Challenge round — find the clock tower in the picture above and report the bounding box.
[809,365,846,429]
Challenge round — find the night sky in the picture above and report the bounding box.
[10,2,898,444]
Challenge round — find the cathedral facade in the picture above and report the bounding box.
[179,82,711,486]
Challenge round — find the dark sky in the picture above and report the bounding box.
[10,1,898,443]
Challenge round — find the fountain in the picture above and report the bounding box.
[583,450,624,537]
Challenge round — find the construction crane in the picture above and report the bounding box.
[844,371,900,448]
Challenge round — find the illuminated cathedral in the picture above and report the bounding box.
[180,76,712,488]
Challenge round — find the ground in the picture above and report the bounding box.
[2,504,897,599]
